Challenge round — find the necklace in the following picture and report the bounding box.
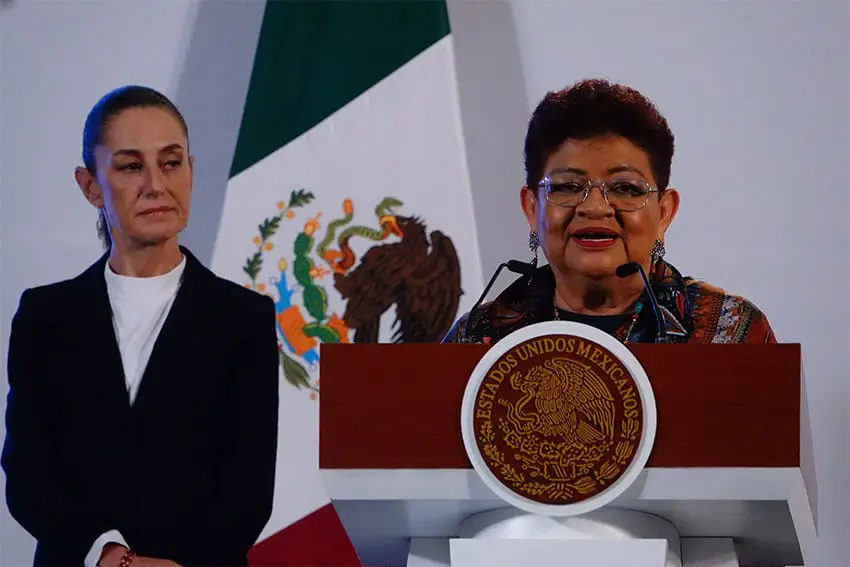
[552,301,643,344]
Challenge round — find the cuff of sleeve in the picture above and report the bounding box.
[84,529,129,567]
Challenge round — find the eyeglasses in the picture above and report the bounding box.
[538,172,659,212]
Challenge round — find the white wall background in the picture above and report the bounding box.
[2,1,847,566]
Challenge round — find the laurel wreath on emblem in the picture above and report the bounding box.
[243,189,327,397]
[478,405,640,501]
[243,189,459,400]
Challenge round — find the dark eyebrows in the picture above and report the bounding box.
[112,149,142,160]
[548,167,587,176]
[160,143,185,154]
[546,165,648,179]
[112,143,186,160]
[607,165,648,179]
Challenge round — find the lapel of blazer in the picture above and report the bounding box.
[77,252,134,412]
[130,246,212,415]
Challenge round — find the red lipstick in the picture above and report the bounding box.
[571,227,620,249]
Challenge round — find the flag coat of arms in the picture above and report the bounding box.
[210,1,484,564]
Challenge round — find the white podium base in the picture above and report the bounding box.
[450,538,667,567]
[407,537,740,567]
[459,507,682,567]
[406,508,741,567]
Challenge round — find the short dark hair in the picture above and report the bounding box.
[523,78,675,191]
[81,85,188,249]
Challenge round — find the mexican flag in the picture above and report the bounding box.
[210,1,483,564]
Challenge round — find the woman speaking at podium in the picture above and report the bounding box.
[2,86,279,566]
[444,79,776,346]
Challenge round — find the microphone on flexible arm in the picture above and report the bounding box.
[463,260,537,339]
[615,261,669,344]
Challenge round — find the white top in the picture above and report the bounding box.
[84,256,186,567]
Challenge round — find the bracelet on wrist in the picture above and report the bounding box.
[118,549,136,567]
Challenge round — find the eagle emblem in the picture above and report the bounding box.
[508,358,616,449]
[472,336,644,505]
[242,189,463,397]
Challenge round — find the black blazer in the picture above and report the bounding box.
[2,247,279,566]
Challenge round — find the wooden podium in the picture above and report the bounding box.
[318,343,817,567]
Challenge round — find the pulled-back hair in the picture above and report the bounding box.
[524,79,674,191]
[81,85,188,249]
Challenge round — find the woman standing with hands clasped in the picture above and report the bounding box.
[2,86,279,567]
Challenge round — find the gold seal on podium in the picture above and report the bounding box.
[461,321,657,516]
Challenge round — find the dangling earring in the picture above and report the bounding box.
[529,230,539,268]
[650,239,666,264]
[96,208,107,239]
[96,208,111,251]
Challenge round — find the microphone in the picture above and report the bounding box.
[466,259,536,334]
[505,260,537,277]
[616,262,668,344]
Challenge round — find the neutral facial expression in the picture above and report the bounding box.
[79,106,193,248]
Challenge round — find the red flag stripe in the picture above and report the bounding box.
[248,504,362,567]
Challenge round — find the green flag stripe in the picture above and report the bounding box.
[230,0,451,178]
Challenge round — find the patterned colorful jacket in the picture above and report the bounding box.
[442,260,777,345]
